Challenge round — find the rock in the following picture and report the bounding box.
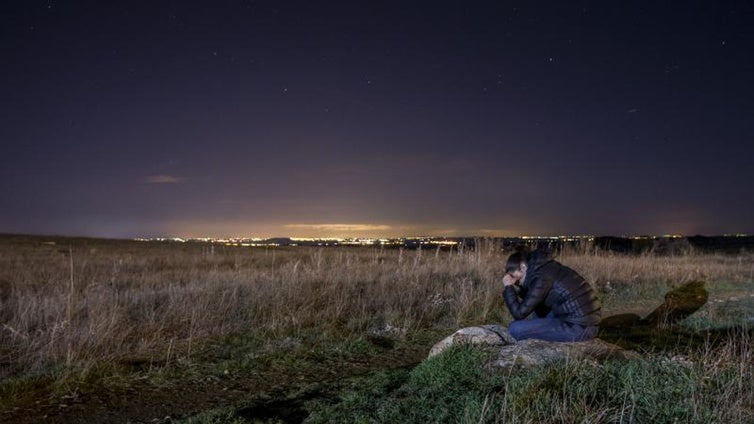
[491,338,640,369]
[429,324,516,357]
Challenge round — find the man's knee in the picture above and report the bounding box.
[508,320,526,341]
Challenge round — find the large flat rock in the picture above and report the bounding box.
[429,325,639,370]
[491,338,640,369]
[428,325,516,357]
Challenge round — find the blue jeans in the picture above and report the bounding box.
[509,312,598,342]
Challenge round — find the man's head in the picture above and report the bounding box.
[505,250,530,283]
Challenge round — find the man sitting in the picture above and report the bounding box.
[502,247,601,342]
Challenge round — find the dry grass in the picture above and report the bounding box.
[1,235,752,378]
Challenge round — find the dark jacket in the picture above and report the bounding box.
[503,249,601,326]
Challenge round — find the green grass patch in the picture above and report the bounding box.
[305,343,753,424]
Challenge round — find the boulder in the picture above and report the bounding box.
[491,338,640,369]
[430,325,638,367]
[428,324,516,357]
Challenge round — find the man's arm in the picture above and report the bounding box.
[503,269,556,320]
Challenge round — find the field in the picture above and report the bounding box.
[1,234,753,423]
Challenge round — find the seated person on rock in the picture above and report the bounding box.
[502,247,601,342]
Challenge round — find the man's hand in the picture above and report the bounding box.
[502,274,518,287]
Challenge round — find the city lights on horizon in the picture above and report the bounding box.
[133,233,751,247]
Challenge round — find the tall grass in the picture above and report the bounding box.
[0,236,752,378]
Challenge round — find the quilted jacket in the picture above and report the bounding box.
[503,249,601,326]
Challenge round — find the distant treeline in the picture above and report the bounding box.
[494,235,754,255]
[591,235,754,254]
[274,235,754,254]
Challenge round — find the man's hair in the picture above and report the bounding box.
[505,245,531,274]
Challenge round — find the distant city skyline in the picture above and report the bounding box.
[2,2,753,238]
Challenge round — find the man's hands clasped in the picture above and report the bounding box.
[502,273,518,287]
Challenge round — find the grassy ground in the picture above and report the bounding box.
[303,333,754,424]
[0,234,753,422]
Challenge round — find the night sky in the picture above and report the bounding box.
[2,1,753,238]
